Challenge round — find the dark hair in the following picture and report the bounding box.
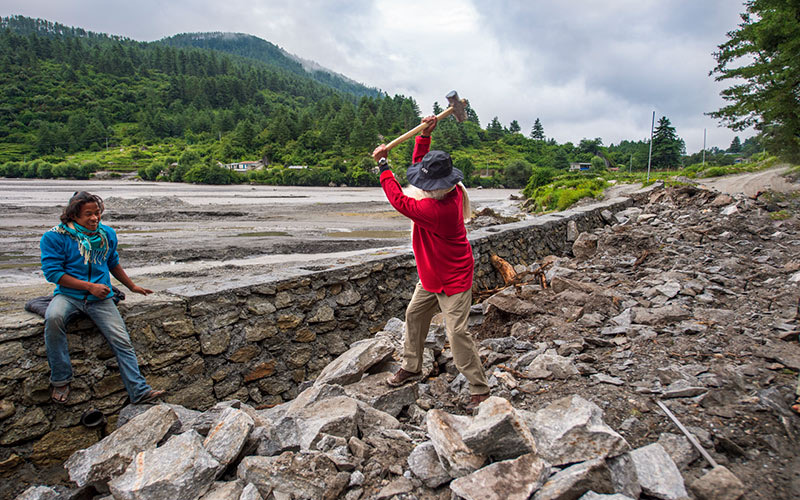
[60,191,104,224]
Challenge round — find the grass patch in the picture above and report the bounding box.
[769,210,792,220]
[524,174,609,212]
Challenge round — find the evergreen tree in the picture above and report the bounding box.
[508,120,521,134]
[728,136,742,153]
[651,116,684,169]
[487,117,504,140]
[530,118,545,140]
[709,0,800,161]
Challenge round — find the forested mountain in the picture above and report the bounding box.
[0,15,426,180]
[161,32,381,99]
[0,15,746,190]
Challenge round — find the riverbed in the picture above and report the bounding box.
[0,179,523,309]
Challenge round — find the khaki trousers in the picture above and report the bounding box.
[402,281,489,395]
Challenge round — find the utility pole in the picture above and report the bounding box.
[702,128,706,167]
[646,111,655,183]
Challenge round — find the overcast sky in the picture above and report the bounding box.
[2,0,753,153]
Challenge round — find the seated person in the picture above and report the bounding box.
[40,191,164,404]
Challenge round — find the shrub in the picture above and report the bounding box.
[504,159,533,188]
[522,167,556,198]
[1,162,22,177]
[183,164,237,184]
[37,162,54,178]
[703,166,728,178]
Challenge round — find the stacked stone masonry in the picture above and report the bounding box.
[0,195,634,472]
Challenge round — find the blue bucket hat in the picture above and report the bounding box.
[406,150,463,191]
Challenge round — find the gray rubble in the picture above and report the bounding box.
[17,183,800,499]
[64,404,178,488]
[108,430,220,500]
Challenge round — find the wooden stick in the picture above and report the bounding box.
[656,400,718,468]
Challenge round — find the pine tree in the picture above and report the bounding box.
[487,116,504,140]
[509,120,521,134]
[709,0,800,161]
[728,136,742,153]
[530,118,545,140]
[651,116,684,169]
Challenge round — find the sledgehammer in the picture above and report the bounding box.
[383,90,469,151]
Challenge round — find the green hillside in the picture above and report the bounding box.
[0,15,768,203]
[160,32,381,99]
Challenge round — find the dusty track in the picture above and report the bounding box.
[699,166,796,197]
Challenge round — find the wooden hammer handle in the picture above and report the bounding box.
[384,107,455,152]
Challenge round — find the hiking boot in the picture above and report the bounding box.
[465,393,490,412]
[386,369,422,387]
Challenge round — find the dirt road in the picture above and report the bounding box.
[699,165,797,197]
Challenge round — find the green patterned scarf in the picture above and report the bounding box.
[51,222,110,265]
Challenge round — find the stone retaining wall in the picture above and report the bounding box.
[0,195,634,474]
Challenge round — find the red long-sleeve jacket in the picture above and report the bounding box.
[380,136,473,295]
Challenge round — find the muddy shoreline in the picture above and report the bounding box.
[0,179,523,310]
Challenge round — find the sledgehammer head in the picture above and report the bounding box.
[446,90,469,122]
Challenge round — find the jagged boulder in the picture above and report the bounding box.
[108,430,220,500]
[256,384,400,457]
[117,403,201,433]
[313,336,394,387]
[193,401,265,436]
[203,407,255,471]
[524,350,579,379]
[407,441,451,488]
[239,483,263,500]
[525,395,630,466]
[12,486,61,500]
[578,493,636,500]
[427,397,537,478]
[343,372,418,417]
[237,451,350,499]
[573,232,599,260]
[690,465,745,500]
[629,443,688,500]
[450,453,550,500]
[198,480,244,500]
[460,396,538,461]
[198,480,262,500]
[426,410,486,478]
[533,458,613,500]
[65,404,178,487]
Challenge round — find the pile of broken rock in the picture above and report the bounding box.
[16,323,716,500]
[16,183,800,500]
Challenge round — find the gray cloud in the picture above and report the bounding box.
[1,0,753,152]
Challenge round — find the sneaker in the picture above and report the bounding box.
[135,389,166,404]
[386,369,422,387]
[465,393,490,412]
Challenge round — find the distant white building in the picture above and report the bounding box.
[569,162,592,171]
[287,165,308,170]
[222,161,263,173]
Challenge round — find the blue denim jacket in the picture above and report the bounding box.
[40,225,120,301]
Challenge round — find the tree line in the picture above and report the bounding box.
[0,14,773,190]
